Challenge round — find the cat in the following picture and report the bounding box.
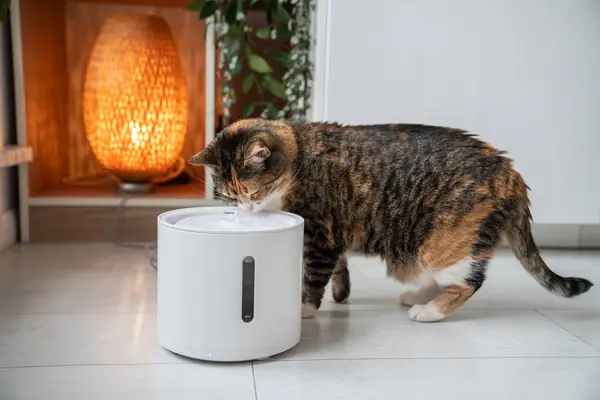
[190,118,593,322]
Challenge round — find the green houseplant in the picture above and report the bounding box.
[0,0,10,22]
[0,0,313,122]
[186,0,313,123]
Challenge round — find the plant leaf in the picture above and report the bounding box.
[276,7,291,23]
[185,0,205,11]
[242,74,254,94]
[248,54,273,74]
[236,0,244,20]
[226,36,241,55]
[229,24,241,35]
[274,51,290,67]
[0,0,10,22]
[199,1,217,19]
[242,103,256,118]
[256,27,270,40]
[276,27,292,40]
[251,0,259,4]
[266,6,273,25]
[231,59,243,76]
[267,104,279,119]
[262,75,287,100]
[244,43,253,58]
[224,1,237,24]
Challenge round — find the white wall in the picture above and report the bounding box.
[317,0,600,225]
[0,20,17,251]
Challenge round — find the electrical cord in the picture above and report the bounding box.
[109,192,158,270]
[61,156,189,270]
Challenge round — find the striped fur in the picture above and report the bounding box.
[190,119,593,322]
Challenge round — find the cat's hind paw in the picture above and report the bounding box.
[301,303,318,319]
[408,303,445,323]
[399,285,442,307]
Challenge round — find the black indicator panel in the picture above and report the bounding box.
[241,256,255,323]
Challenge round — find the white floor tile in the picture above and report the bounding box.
[322,250,600,311]
[0,244,157,315]
[0,313,182,368]
[19,274,157,315]
[276,309,598,361]
[464,250,600,310]
[0,363,255,400]
[254,358,600,400]
[539,310,600,352]
[1,244,600,398]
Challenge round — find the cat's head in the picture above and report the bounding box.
[189,119,297,212]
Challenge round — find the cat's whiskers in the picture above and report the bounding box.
[277,166,303,196]
[212,193,232,203]
[192,176,208,185]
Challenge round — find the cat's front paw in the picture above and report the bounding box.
[301,303,318,319]
[408,303,445,323]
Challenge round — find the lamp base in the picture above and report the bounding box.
[119,181,154,194]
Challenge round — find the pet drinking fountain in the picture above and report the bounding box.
[157,206,304,362]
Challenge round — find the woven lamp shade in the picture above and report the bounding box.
[83,13,188,184]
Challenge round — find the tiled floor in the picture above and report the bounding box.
[0,244,599,399]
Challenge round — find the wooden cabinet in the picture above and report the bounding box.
[10,0,217,241]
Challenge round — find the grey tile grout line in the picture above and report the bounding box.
[1,306,581,320]
[2,306,599,317]
[0,308,597,317]
[0,312,160,316]
[253,355,600,364]
[535,309,600,353]
[0,361,198,370]
[250,361,259,400]
[280,308,599,314]
[2,355,600,370]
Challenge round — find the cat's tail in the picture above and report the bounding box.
[507,201,593,298]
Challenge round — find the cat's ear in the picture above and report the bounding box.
[244,142,271,167]
[189,144,218,168]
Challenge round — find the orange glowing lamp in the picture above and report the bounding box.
[83,13,188,193]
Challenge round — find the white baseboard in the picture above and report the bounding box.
[253,201,600,250]
[0,208,17,252]
[532,224,600,249]
[579,225,600,248]
[8,201,600,249]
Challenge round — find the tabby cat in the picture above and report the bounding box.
[190,119,593,322]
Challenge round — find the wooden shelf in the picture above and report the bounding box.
[12,0,213,242]
[29,182,222,207]
[70,0,190,6]
[28,181,223,241]
[0,145,33,168]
